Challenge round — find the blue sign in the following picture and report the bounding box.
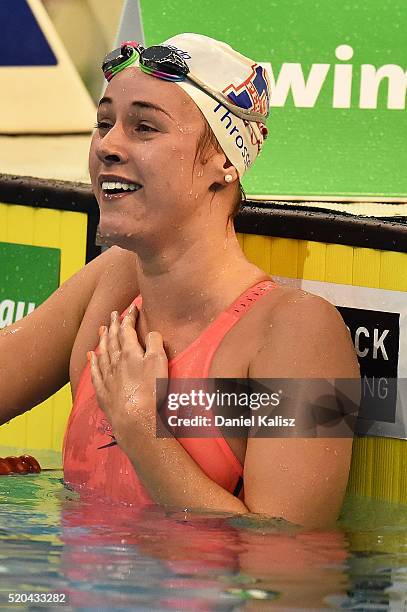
[0,0,56,66]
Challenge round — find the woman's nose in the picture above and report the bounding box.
[96,125,128,165]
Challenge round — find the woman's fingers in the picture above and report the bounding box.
[145,332,169,407]
[125,302,137,329]
[89,351,104,395]
[96,303,168,380]
[145,331,166,357]
[120,303,144,358]
[108,310,122,364]
[145,332,168,374]
[98,325,111,377]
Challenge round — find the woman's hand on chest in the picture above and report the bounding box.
[89,304,169,452]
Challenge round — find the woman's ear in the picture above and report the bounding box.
[208,151,238,189]
[222,158,239,185]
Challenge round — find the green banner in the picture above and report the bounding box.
[0,242,60,328]
[140,0,407,199]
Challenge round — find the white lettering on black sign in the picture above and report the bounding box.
[337,306,400,424]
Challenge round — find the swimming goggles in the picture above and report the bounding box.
[102,42,269,124]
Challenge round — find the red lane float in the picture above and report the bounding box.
[0,455,41,475]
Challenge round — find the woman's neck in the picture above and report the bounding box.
[134,230,268,326]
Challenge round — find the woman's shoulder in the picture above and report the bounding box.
[0,247,138,420]
[247,281,327,324]
[256,282,348,347]
[250,282,359,378]
[258,282,338,320]
[90,246,140,314]
[93,245,138,288]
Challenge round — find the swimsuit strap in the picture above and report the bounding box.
[226,280,277,319]
[128,279,276,317]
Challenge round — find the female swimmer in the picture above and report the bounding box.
[0,34,359,527]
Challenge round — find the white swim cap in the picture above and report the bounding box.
[103,34,270,176]
[161,34,270,177]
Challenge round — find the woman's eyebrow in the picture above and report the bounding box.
[131,101,174,121]
[97,96,174,121]
[98,96,112,107]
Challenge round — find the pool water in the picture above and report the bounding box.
[0,472,407,610]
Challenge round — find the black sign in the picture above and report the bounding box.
[337,306,400,423]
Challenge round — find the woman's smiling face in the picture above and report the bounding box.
[89,68,220,250]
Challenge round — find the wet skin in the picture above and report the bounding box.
[89,68,239,256]
[85,68,359,525]
[87,67,271,468]
[0,67,359,527]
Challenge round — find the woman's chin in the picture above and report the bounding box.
[97,226,138,249]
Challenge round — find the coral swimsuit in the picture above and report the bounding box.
[63,279,276,505]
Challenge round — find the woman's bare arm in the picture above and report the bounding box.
[244,291,360,527]
[0,246,137,424]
